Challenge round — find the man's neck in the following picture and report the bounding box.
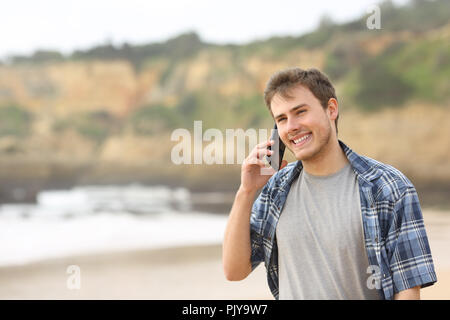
[301,138,350,176]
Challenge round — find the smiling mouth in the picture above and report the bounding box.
[290,133,312,147]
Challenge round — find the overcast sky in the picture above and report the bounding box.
[0,0,409,58]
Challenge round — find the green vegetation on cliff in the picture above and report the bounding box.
[0,105,32,137]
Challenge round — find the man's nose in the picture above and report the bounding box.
[286,116,300,134]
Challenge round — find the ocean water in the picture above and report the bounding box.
[0,184,232,267]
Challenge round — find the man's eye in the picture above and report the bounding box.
[277,118,286,123]
[297,110,305,115]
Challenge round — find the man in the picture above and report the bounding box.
[222,67,437,300]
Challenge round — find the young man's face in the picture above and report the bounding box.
[270,84,336,162]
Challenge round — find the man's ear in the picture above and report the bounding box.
[327,98,339,121]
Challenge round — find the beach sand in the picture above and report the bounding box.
[0,244,273,300]
[0,209,449,300]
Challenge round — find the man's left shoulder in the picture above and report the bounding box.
[361,155,417,203]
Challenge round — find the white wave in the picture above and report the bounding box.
[4,184,193,218]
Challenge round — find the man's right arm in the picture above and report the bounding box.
[222,186,257,281]
[222,139,287,281]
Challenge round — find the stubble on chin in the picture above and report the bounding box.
[295,125,332,162]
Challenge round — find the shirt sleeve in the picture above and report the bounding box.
[388,186,437,294]
[250,226,264,272]
[249,184,270,272]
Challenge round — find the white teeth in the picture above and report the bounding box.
[293,134,310,144]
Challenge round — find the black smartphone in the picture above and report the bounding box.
[267,123,286,171]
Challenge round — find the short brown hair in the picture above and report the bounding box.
[264,67,339,134]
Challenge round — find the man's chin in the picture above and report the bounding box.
[293,149,314,161]
[293,142,323,161]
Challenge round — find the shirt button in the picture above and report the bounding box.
[375,236,378,243]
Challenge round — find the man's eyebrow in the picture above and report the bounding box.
[274,104,308,120]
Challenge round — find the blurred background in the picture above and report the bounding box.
[0,0,449,299]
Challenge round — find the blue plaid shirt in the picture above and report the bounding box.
[250,140,437,300]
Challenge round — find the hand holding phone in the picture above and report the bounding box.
[240,124,287,192]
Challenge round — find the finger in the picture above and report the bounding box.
[249,146,269,159]
[255,148,273,159]
[247,156,266,167]
[256,139,274,149]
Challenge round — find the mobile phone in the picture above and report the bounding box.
[267,123,286,171]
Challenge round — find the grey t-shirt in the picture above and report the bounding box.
[276,163,380,300]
